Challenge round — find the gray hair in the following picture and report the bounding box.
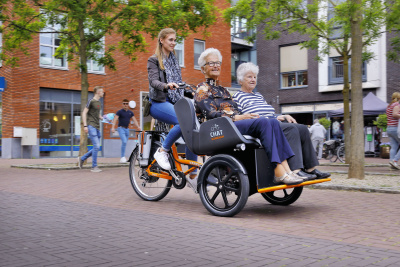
[236,62,259,83]
[314,119,320,124]
[198,48,222,68]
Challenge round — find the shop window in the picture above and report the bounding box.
[194,39,205,70]
[175,39,184,67]
[40,24,67,69]
[39,89,102,157]
[328,57,366,84]
[280,45,308,89]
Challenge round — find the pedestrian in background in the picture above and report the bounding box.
[112,99,141,163]
[309,119,327,160]
[78,86,105,172]
[386,92,400,170]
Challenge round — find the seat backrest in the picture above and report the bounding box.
[174,98,259,155]
[174,97,197,153]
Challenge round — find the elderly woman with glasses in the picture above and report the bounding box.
[232,62,331,179]
[194,48,305,185]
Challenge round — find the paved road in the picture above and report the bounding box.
[1,159,400,266]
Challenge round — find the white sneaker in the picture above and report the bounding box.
[389,161,400,170]
[120,157,127,163]
[91,166,102,172]
[154,148,171,170]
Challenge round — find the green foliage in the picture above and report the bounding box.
[386,0,400,62]
[373,114,387,130]
[318,117,331,130]
[0,0,218,69]
[223,0,388,62]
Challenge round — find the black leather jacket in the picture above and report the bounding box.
[147,55,168,102]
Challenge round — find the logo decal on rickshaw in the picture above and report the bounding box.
[210,124,224,140]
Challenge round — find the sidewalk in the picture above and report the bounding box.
[4,156,400,194]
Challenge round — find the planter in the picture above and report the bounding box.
[380,146,390,159]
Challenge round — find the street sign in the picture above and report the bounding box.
[0,77,6,92]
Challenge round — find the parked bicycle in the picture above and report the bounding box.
[322,139,344,163]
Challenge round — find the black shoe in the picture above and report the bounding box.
[305,169,331,179]
[297,170,317,181]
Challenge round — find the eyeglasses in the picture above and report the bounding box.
[123,103,129,105]
[204,61,221,67]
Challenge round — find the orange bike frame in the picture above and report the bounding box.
[145,144,203,180]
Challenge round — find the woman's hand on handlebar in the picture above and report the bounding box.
[165,83,179,90]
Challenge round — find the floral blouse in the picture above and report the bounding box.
[195,78,240,123]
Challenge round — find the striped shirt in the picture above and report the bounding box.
[386,102,399,127]
[232,91,277,118]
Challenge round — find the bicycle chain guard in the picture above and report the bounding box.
[170,170,187,189]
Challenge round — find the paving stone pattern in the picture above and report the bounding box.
[1,191,400,267]
[1,159,400,266]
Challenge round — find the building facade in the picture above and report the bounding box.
[256,31,400,128]
[0,2,231,159]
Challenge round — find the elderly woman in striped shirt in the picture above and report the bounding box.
[232,62,330,180]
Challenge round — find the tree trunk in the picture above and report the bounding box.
[348,0,365,179]
[342,50,351,164]
[78,20,89,157]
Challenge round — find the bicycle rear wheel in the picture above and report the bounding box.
[129,141,172,201]
[337,144,345,163]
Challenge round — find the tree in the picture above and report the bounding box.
[386,0,400,62]
[224,0,388,179]
[0,0,217,156]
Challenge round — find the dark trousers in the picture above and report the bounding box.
[234,117,294,168]
[280,122,319,170]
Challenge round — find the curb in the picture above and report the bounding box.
[309,183,400,194]
[11,163,129,171]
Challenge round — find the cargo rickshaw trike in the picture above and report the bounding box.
[129,96,331,217]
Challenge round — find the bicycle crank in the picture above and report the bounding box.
[170,170,187,189]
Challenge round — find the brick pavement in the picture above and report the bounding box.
[1,158,400,266]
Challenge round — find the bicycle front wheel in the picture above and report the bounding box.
[337,144,345,163]
[129,142,172,201]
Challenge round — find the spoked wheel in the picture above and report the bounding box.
[261,187,303,206]
[199,155,249,217]
[329,150,338,162]
[129,141,172,201]
[337,144,345,163]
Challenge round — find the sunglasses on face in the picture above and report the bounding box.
[204,61,221,67]
[123,103,129,105]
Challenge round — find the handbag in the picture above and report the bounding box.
[143,95,151,117]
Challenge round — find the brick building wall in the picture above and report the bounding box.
[0,0,231,158]
[386,32,400,102]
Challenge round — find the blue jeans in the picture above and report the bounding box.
[81,125,101,168]
[150,99,197,172]
[387,126,400,161]
[117,127,130,157]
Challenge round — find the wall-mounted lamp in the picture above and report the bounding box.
[62,115,66,120]
[53,116,58,122]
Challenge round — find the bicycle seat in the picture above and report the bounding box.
[174,97,261,155]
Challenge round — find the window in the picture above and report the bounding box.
[175,39,184,67]
[329,56,366,84]
[194,39,205,69]
[280,0,308,21]
[40,24,67,68]
[39,89,101,157]
[280,45,308,88]
[327,0,345,39]
[87,38,105,73]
